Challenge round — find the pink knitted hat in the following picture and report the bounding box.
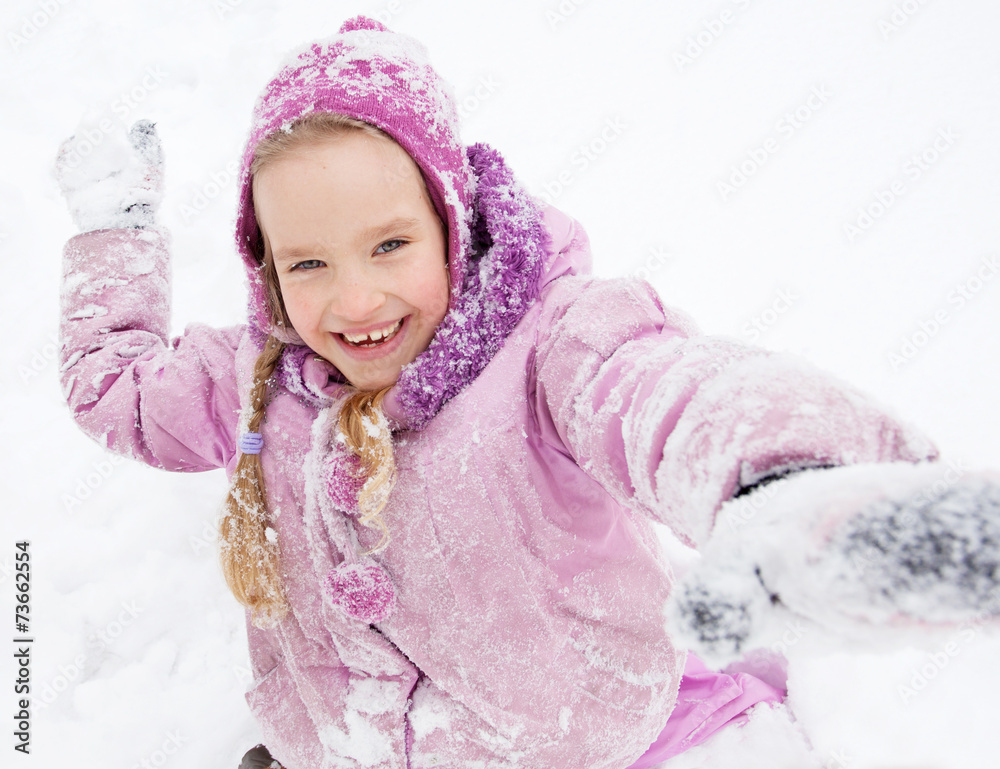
[235,16,475,344]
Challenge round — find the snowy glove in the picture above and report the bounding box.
[55,119,163,232]
[668,461,1000,666]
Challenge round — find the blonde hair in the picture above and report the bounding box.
[338,386,396,552]
[220,113,401,626]
[219,334,287,625]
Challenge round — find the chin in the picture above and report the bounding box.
[341,368,400,393]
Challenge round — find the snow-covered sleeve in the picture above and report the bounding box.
[60,227,242,472]
[529,274,938,548]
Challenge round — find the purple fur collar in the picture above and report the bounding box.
[272,143,551,430]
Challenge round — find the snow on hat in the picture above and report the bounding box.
[235,15,474,344]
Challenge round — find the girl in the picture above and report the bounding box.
[55,16,1000,769]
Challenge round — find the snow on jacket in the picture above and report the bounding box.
[60,174,937,767]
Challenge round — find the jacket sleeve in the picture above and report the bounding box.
[529,273,938,548]
[60,227,242,472]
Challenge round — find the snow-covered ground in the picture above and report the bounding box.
[2,0,999,767]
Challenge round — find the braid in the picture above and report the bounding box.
[219,335,287,627]
[338,386,397,553]
[236,115,407,605]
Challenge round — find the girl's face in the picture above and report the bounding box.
[254,133,450,391]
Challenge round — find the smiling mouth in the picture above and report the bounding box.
[339,319,404,348]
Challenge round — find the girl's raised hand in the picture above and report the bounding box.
[55,119,164,232]
[668,462,1000,667]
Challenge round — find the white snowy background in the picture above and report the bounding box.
[2,0,999,767]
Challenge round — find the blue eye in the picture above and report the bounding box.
[376,239,405,254]
[292,259,323,271]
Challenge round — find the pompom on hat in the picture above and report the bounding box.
[235,15,475,344]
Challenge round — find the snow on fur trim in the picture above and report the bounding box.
[392,142,550,429]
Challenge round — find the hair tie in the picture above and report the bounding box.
[239,432,264,455]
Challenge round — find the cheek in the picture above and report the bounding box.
[392,250,449,321]
[276,281,317,330]
[418,267,451,324]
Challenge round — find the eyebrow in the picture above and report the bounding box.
[358,216,422,244]
[272,217,423,263]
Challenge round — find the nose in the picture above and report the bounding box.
[326,261,387,322]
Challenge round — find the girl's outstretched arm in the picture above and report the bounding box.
[57,121,241,472]
[530,229,937,548]
[529,219,1000,662]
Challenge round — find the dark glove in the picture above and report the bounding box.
[668,462,1000,666]
[239,744,283,769]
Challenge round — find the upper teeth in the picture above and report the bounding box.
[342,320,402,344]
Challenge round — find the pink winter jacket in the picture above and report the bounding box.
[60,205,936,768]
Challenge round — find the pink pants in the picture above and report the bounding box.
[626,653,787,767]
